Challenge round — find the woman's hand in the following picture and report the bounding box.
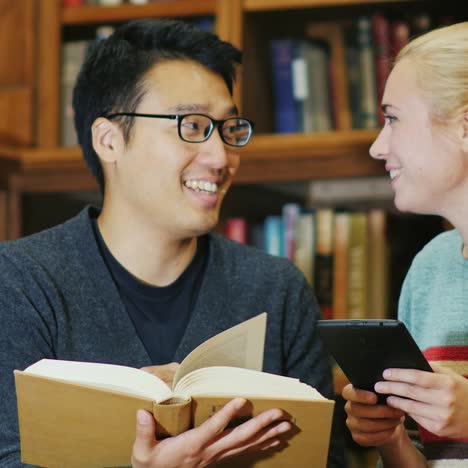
[375,364,468,439]
[342,383,405,447]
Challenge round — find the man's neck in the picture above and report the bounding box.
[97,211,198,287]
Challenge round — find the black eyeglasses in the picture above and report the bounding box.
[105,112,255,147]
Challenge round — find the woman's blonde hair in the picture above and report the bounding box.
[396,21,468,124]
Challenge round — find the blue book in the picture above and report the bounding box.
[270,39,300,133]
[264,216,284,257]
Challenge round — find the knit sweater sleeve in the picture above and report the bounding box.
[0,251,57,467]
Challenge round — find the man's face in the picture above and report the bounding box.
[369,59,468,217]
[112,59,240,239]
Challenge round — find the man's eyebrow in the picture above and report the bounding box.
[167,104,239,116]
[381,104,400,113]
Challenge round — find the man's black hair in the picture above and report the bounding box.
[73,18,242,192]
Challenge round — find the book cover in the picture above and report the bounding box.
[14,313,334,467]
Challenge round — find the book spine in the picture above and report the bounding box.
[282,203,301,260]
[372,12,390,126]
[367,209,388,319]
[264,216,283,257]
[314,209,334,320]
[270,39,299,133]
[293,212,315,284]
[224,218,248,244]
[390,20,410,60]
[357,17,378,129]
[347,212,368,318]
[60,40,90,147]
[332,212,349,319]
[344,21,362,129]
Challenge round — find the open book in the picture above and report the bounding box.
[14,313,334,468]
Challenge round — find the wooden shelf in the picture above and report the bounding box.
[0,128,384,189]
[237,129,385,182]
[62,0,216,25]
[244,0,411,12]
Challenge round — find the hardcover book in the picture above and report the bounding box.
[15,313,334,467]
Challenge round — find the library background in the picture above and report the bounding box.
[0,0,465,466]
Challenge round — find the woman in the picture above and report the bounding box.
[342,21,468,466]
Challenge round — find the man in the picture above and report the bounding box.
[0,19,343,466]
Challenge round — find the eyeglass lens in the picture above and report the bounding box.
[180,115,252,146]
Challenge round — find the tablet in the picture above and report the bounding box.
[317,319,432,401]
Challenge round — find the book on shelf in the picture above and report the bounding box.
[314,208,334,320]
[15,313,334,468]
[224,217,248,244]
[61,40,90,146]
[264,215,284,257]
[347,212,369,318]
[294,212,315,285]
[367,209,388,319]
[357,17,378,129]
[305,21,351,131]
[282,202,301,260]
[270,39,300,133]
[371,12,391,126]
[332,211,350,320]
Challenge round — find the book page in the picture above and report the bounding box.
[174,366,325,400]
[173,313,267,388]
[24,359,173,403]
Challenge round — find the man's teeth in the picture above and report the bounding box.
[184,180,218,193]
[389,169,402,180]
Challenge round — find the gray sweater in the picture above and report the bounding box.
[0,207,343,467]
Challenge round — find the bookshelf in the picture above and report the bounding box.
[0,2,461,466]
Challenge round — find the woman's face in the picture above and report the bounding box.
[369,59,468,217]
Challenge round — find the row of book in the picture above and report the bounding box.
[60,17,214,146]
[223,205,389,321]
[270,12,454,133]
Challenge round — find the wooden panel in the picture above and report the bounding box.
[36,0,61,148]
[62,0,216,25]
[215,0,244,111]
[0,87,33,145]
[0,0,35,85]
[244,0,411,11]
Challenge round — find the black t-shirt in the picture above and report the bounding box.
[92,218,208,365]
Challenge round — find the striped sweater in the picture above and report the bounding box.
[399,230,468,466]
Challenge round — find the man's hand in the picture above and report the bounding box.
[375,365,468,439]
[140,363,180,387]
[131,397,291,468]
[342,383,405,447]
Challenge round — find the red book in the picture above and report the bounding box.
[63,0,84,6]
[224,218,248,244]
[372,13,390,125]
[390,20,410,60]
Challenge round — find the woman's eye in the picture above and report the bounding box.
[384,114,397,125]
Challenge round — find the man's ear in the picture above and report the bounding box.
[91,117,124,164]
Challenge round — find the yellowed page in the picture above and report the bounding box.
[173,313,267,388]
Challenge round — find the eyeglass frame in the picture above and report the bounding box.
[105,112,255,147]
